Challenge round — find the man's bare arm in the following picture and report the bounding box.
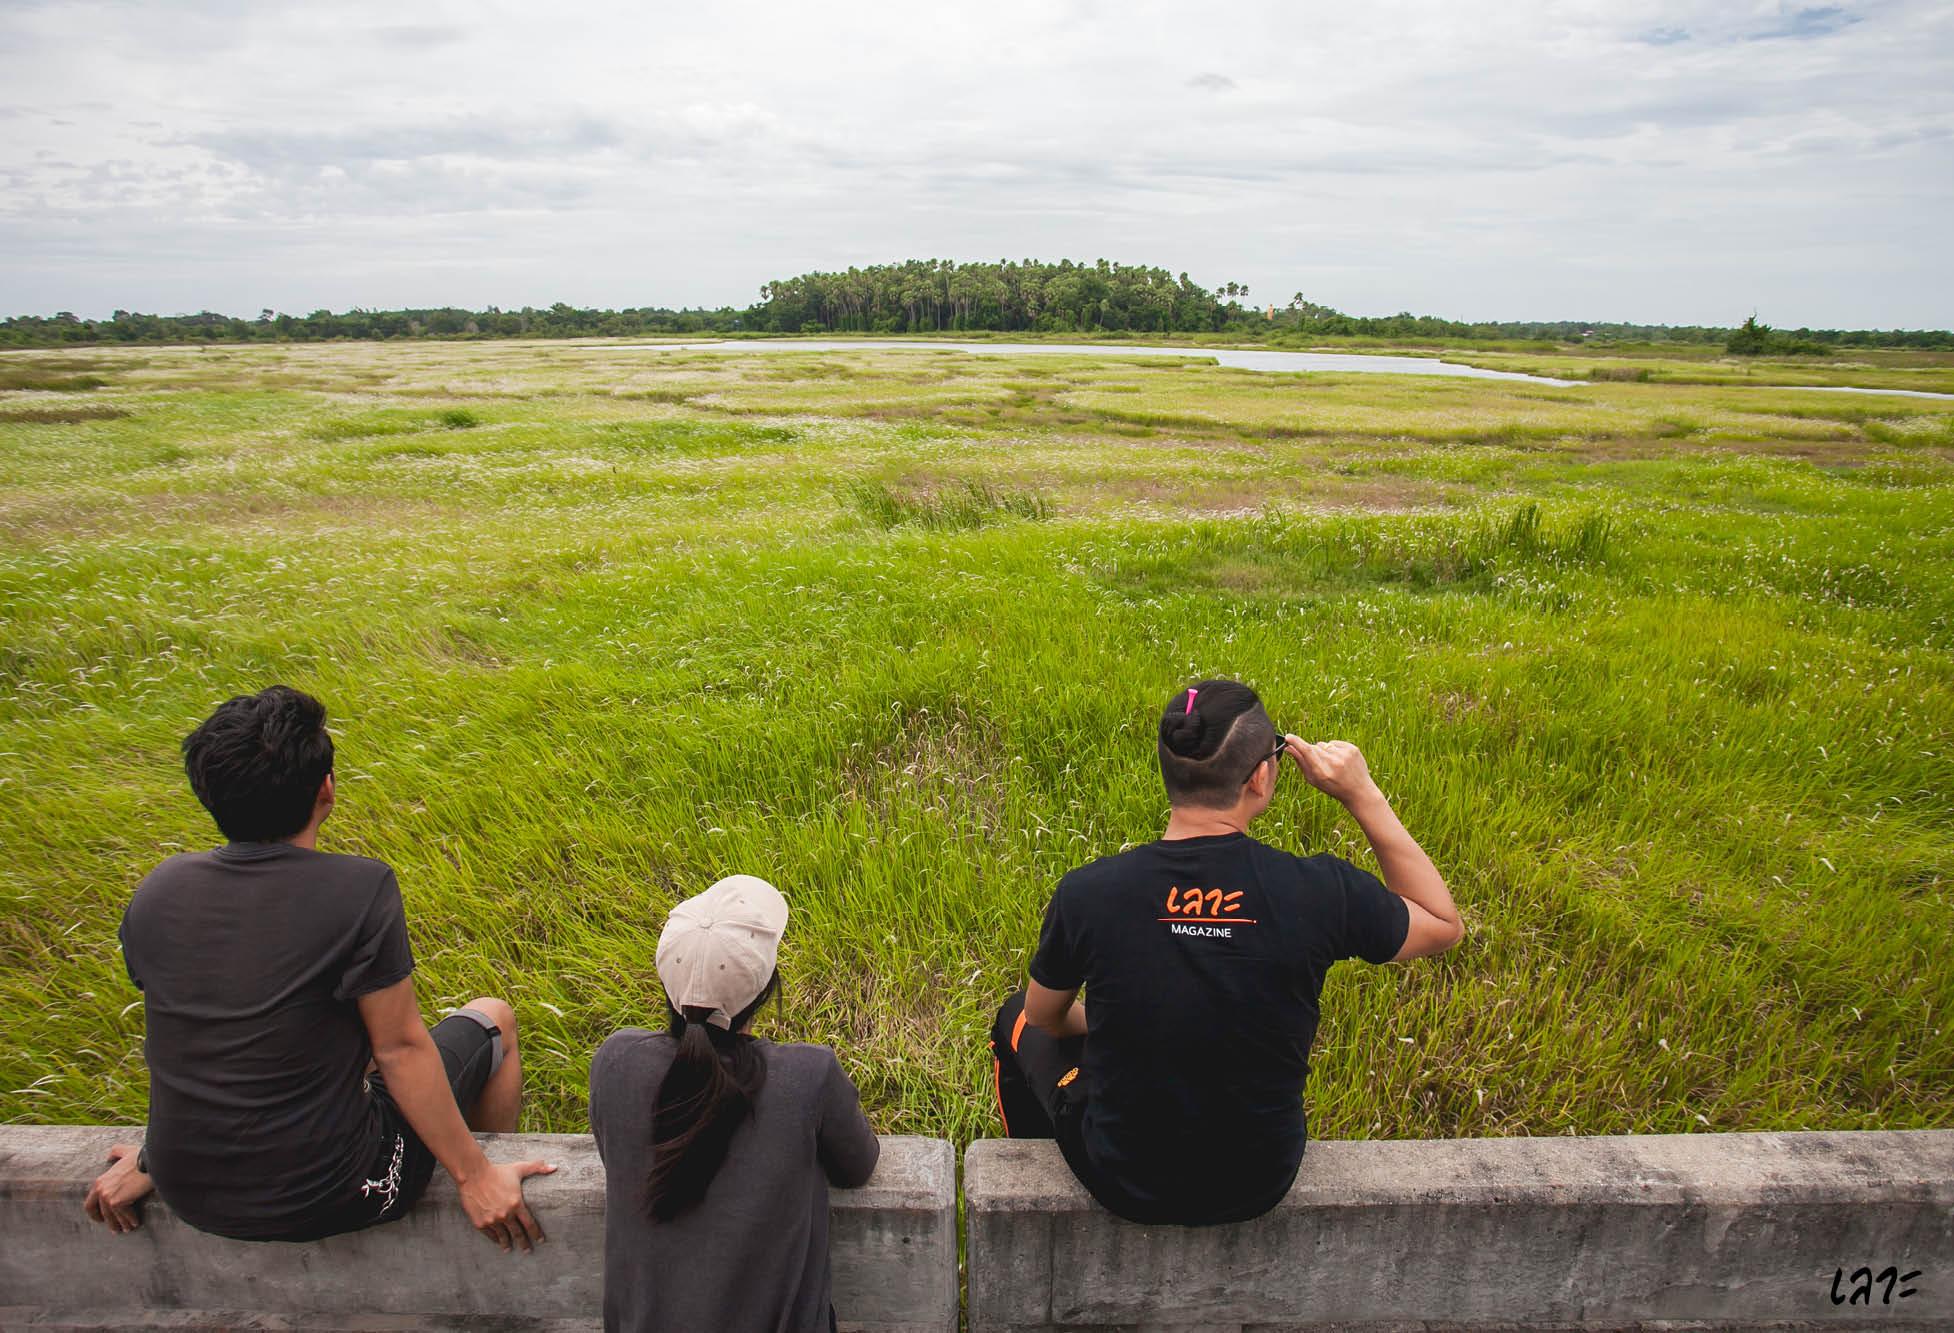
[1286,736,1463,960]
[1024,978,1088,1038]
[358,978,555,1251]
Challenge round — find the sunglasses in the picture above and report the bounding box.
[1243,733,1288,784]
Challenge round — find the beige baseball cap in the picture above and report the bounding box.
[655,874,789,1030]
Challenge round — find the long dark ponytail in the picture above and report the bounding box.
[645,969,780,1221]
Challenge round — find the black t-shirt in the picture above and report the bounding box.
[118,841,415,1239]
[1029,831,1409,1225]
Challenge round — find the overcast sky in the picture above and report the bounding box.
[2,0,1949,328]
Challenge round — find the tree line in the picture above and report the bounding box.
[4,260,1948,350]
[0,303,742,348]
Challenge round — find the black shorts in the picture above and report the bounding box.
[990,990,1302,1226]
[306,1009,504,1239]
[989,990,1108,1203]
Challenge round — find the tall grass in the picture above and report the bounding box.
[0,341,1949,1146]
[844,477,1051,530]
[0,369,108,392]
[1468,503,1612,567]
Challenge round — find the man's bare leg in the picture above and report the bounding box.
[461,996,522,1133]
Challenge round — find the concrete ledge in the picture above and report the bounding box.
[0,1126,957,1333]
[964,1131,1954,1332]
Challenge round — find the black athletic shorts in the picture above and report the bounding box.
[991,989,1302,1226]
[997,989,1201,1226]
[990,990,1097,1184]
[302,1008,504,1239]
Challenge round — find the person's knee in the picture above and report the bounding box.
[466,996,517,1054]
[991,989,1027,1049]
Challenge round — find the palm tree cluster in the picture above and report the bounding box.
[753,258,1251,335]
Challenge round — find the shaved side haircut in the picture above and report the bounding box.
[1157,678,1279,809]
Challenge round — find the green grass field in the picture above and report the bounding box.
[3,339,1950,1146]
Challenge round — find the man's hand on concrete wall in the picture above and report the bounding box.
[458,1157,557,1253]
[82,1142,153,1234]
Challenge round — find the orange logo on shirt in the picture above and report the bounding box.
[1160,887,1254,924]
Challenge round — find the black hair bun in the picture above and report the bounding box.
[1159,679,1266,762]
[1159,702,1211,758]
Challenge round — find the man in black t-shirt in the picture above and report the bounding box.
[991,678,1463,1225]
[82,686,555,1251]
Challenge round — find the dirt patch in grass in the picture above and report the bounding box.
[1312,476,1450,513]
[837,704,1010,830]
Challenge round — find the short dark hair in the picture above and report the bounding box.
[182,686,334,842]
[1157,678,1278,809]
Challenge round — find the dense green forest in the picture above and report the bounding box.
[4,258,1948,349]
[0,303,737,347]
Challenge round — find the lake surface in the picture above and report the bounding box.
[588,338,1954,400]
[612,339,1579,385]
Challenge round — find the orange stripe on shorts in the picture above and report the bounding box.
[1009,1008,1029,1053]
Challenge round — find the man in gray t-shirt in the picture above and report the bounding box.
[84,686,553,1251]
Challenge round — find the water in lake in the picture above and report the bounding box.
[582,338,1954,400]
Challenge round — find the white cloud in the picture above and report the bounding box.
[0,0,1948,327]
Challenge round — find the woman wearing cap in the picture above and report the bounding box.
[589,874,880,1333]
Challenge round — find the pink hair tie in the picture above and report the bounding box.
[1185,688,1198,714]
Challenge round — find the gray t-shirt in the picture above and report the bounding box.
[119,841,415,1238]
[588,1029,880,1333]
